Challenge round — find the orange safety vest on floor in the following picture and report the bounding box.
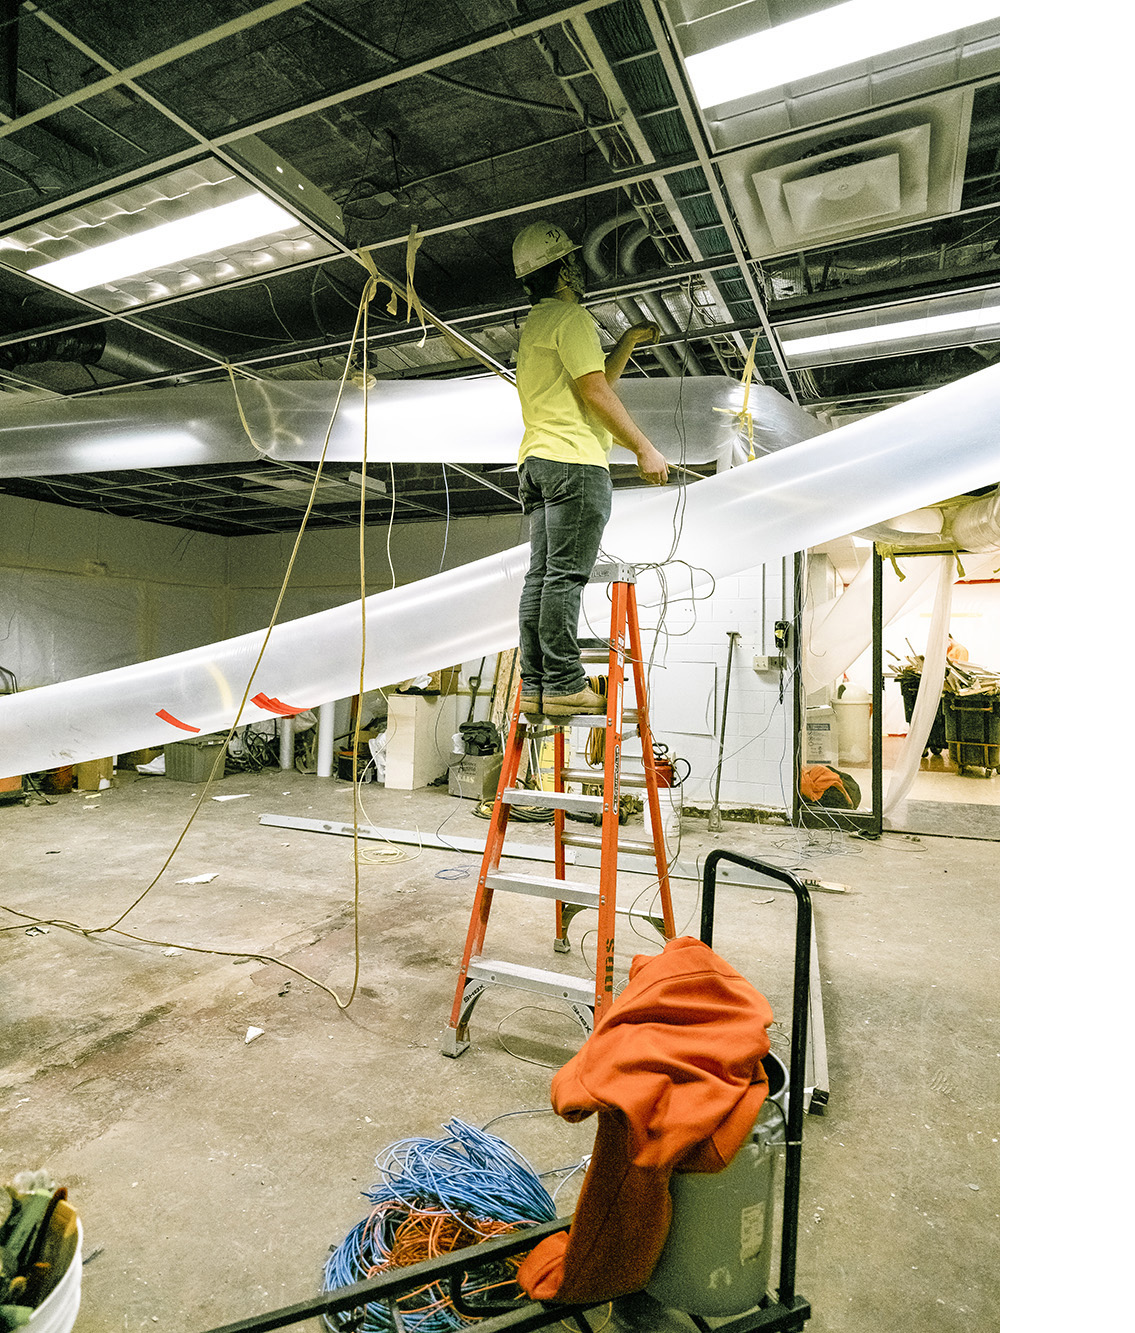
[517,936,774,1304]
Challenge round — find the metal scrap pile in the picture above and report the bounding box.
[890,652,1000,697]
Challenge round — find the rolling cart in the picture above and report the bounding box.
[193,851,814,1333]
[944,692,1000,777]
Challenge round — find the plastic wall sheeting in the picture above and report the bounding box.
[0,366,998,776]
[882,555,954,814]
[802,546,1000,696]
[0,375,818,475]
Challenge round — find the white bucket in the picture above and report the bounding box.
[26,1208,82,1332]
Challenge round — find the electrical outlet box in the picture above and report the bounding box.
[752,655,786,671]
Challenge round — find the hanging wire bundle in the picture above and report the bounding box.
[322,1119,556,1332]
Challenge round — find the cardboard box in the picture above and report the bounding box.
[393,667,460,696]
[75,756,113,789]
[118,747,162,770]
[448,751,503,801]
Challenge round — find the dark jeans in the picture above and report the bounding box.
[518,457,612,698]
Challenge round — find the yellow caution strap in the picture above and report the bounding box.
[713,333,760,460]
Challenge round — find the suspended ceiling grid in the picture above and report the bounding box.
[0,0,1000,536]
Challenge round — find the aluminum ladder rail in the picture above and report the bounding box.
[443,563,676,1057]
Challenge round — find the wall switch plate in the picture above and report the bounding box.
[752,655,786,671]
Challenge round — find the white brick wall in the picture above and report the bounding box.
[636,559,795,812]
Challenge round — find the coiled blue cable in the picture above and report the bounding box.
[322,1119,555,1332]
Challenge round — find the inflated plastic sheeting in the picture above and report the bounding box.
[0,375,818,475]
[0,366,998,775]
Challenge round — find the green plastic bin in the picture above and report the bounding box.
[164,733,228,782]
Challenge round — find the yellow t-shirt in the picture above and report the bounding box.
[516,299,611,468]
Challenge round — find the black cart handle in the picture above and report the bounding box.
[701,850,812,1309]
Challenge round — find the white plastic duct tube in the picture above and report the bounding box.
[0,375,816,474]
[0,366,998,776]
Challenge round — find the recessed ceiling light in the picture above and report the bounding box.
[27,193,302,294]
[684,0,1000,108]
[779,305,1000,359]
[0,160,336,312]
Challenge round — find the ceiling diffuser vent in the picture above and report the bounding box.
[719,89,972,258]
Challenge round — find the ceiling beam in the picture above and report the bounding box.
[7,0,311,139]
[635,0,797,401]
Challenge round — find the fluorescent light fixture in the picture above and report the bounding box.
[27,193,303,294]
[780,305,1000,359]
[685,0,1000,107]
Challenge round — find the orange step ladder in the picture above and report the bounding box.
[443,563,676,1057]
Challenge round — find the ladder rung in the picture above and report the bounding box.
[502,787,603,815]
[486,875,664,931]
[466,958,593,1005]
[535,711,642,730]
[559,766,647,789]
[485,872,602,906]
[560,831,662,857]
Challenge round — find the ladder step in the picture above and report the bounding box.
[534,711,642,730]
[502,787,603,815]
[560,830,661,857]
[559,765,647,789]
[485,872,603,906]
[466,958,593,1006]
[485,875,665,932]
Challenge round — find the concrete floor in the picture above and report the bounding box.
[1,767,998,1333]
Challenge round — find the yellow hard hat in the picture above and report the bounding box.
[512,221,580,279]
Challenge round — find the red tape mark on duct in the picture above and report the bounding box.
[251,693,309,716]
[156,709,201,733]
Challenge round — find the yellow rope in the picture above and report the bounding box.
[713,332,760,460]
[353,237,517,386]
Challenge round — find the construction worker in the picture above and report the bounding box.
[511,220,669,718]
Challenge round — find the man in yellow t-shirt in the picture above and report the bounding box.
[512,221,669,717]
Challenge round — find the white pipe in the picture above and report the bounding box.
[0,366,998,776]
[278,716,294,770]
[316,702,336,778]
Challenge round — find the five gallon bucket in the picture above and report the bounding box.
[26,1205,82,1331]
[645,1051,789,1317]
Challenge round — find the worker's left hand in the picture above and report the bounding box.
[623,322,661,347]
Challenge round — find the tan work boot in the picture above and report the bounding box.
[518,693,542,717]
[542,686,606,716]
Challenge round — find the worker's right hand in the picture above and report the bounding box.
[637,443,669,486]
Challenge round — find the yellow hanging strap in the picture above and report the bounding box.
[876,544,967,581]
[713,333,760,460]
[354,245,395,317]
[353,237,517,386]
[404,223,428,347]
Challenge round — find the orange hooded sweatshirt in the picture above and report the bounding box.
[517,936,774,1304]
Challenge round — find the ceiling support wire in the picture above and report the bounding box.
[634,0,799,402]
[3,281,388,1010]
[15,8,519,389]
[562,15,719,376]
[519,17,701,376]
[7,0,311,141]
